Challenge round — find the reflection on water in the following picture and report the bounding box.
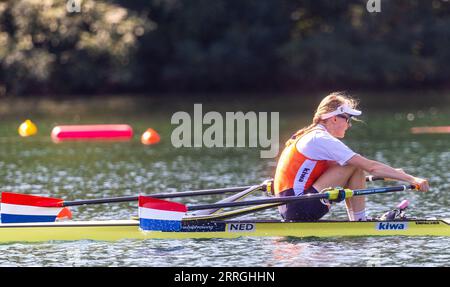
[0,95,448,266]
[266,239,317,266]
[2,236,448,267]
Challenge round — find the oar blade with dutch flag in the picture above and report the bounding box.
[138,196,187,231]
[0,192,72,223]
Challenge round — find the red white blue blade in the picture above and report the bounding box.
[138,196,187,231]
[0,192,64,223]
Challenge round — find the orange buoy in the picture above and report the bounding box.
[141,128,161,145]
[18,119,38,137]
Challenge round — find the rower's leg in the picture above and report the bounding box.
[344,167,367,221]
[312,164,357,191]
[312,164,367,221]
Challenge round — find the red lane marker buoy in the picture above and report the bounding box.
[51,124,133,143]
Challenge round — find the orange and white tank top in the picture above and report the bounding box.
[274,125,357,196]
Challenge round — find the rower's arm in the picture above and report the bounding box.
[347,155,420,184]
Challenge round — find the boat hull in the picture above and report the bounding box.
[0,219,449,243]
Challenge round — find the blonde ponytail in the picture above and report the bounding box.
[285,91,359,146]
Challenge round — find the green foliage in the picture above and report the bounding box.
[1,0,450,96]
[0,0,151,96]
[278,0,450,89]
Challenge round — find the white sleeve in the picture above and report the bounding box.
[296,132,358,166]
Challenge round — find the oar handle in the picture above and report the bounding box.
[365,176,386,182]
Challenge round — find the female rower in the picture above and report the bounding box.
[273,92,429,221]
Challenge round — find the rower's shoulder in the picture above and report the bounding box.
[305,128,336,144]
[302,127,328,139]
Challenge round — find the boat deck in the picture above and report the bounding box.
[0,218,448,243]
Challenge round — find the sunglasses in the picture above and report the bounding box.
[337,114,353,124]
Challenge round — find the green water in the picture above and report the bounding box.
[0,92,449,266]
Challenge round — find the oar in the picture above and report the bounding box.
[173,185,418,212]
[60,185,265,207]
[184,180,394,221]
[0,185,267,224]
[0,185,263,208]
[60,176,384,207]
[0,176,384,209]
[181,176,386,216]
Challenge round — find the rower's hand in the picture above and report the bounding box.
[412,177,429,192]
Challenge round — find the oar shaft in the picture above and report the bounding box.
[153,186,254,198]
[63,196,138,206]
[62,186,254,207]
[62,177,383,207]
[185,185,415,211]
[353,185,415,196]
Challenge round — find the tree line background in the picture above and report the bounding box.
[0,0,449,97]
